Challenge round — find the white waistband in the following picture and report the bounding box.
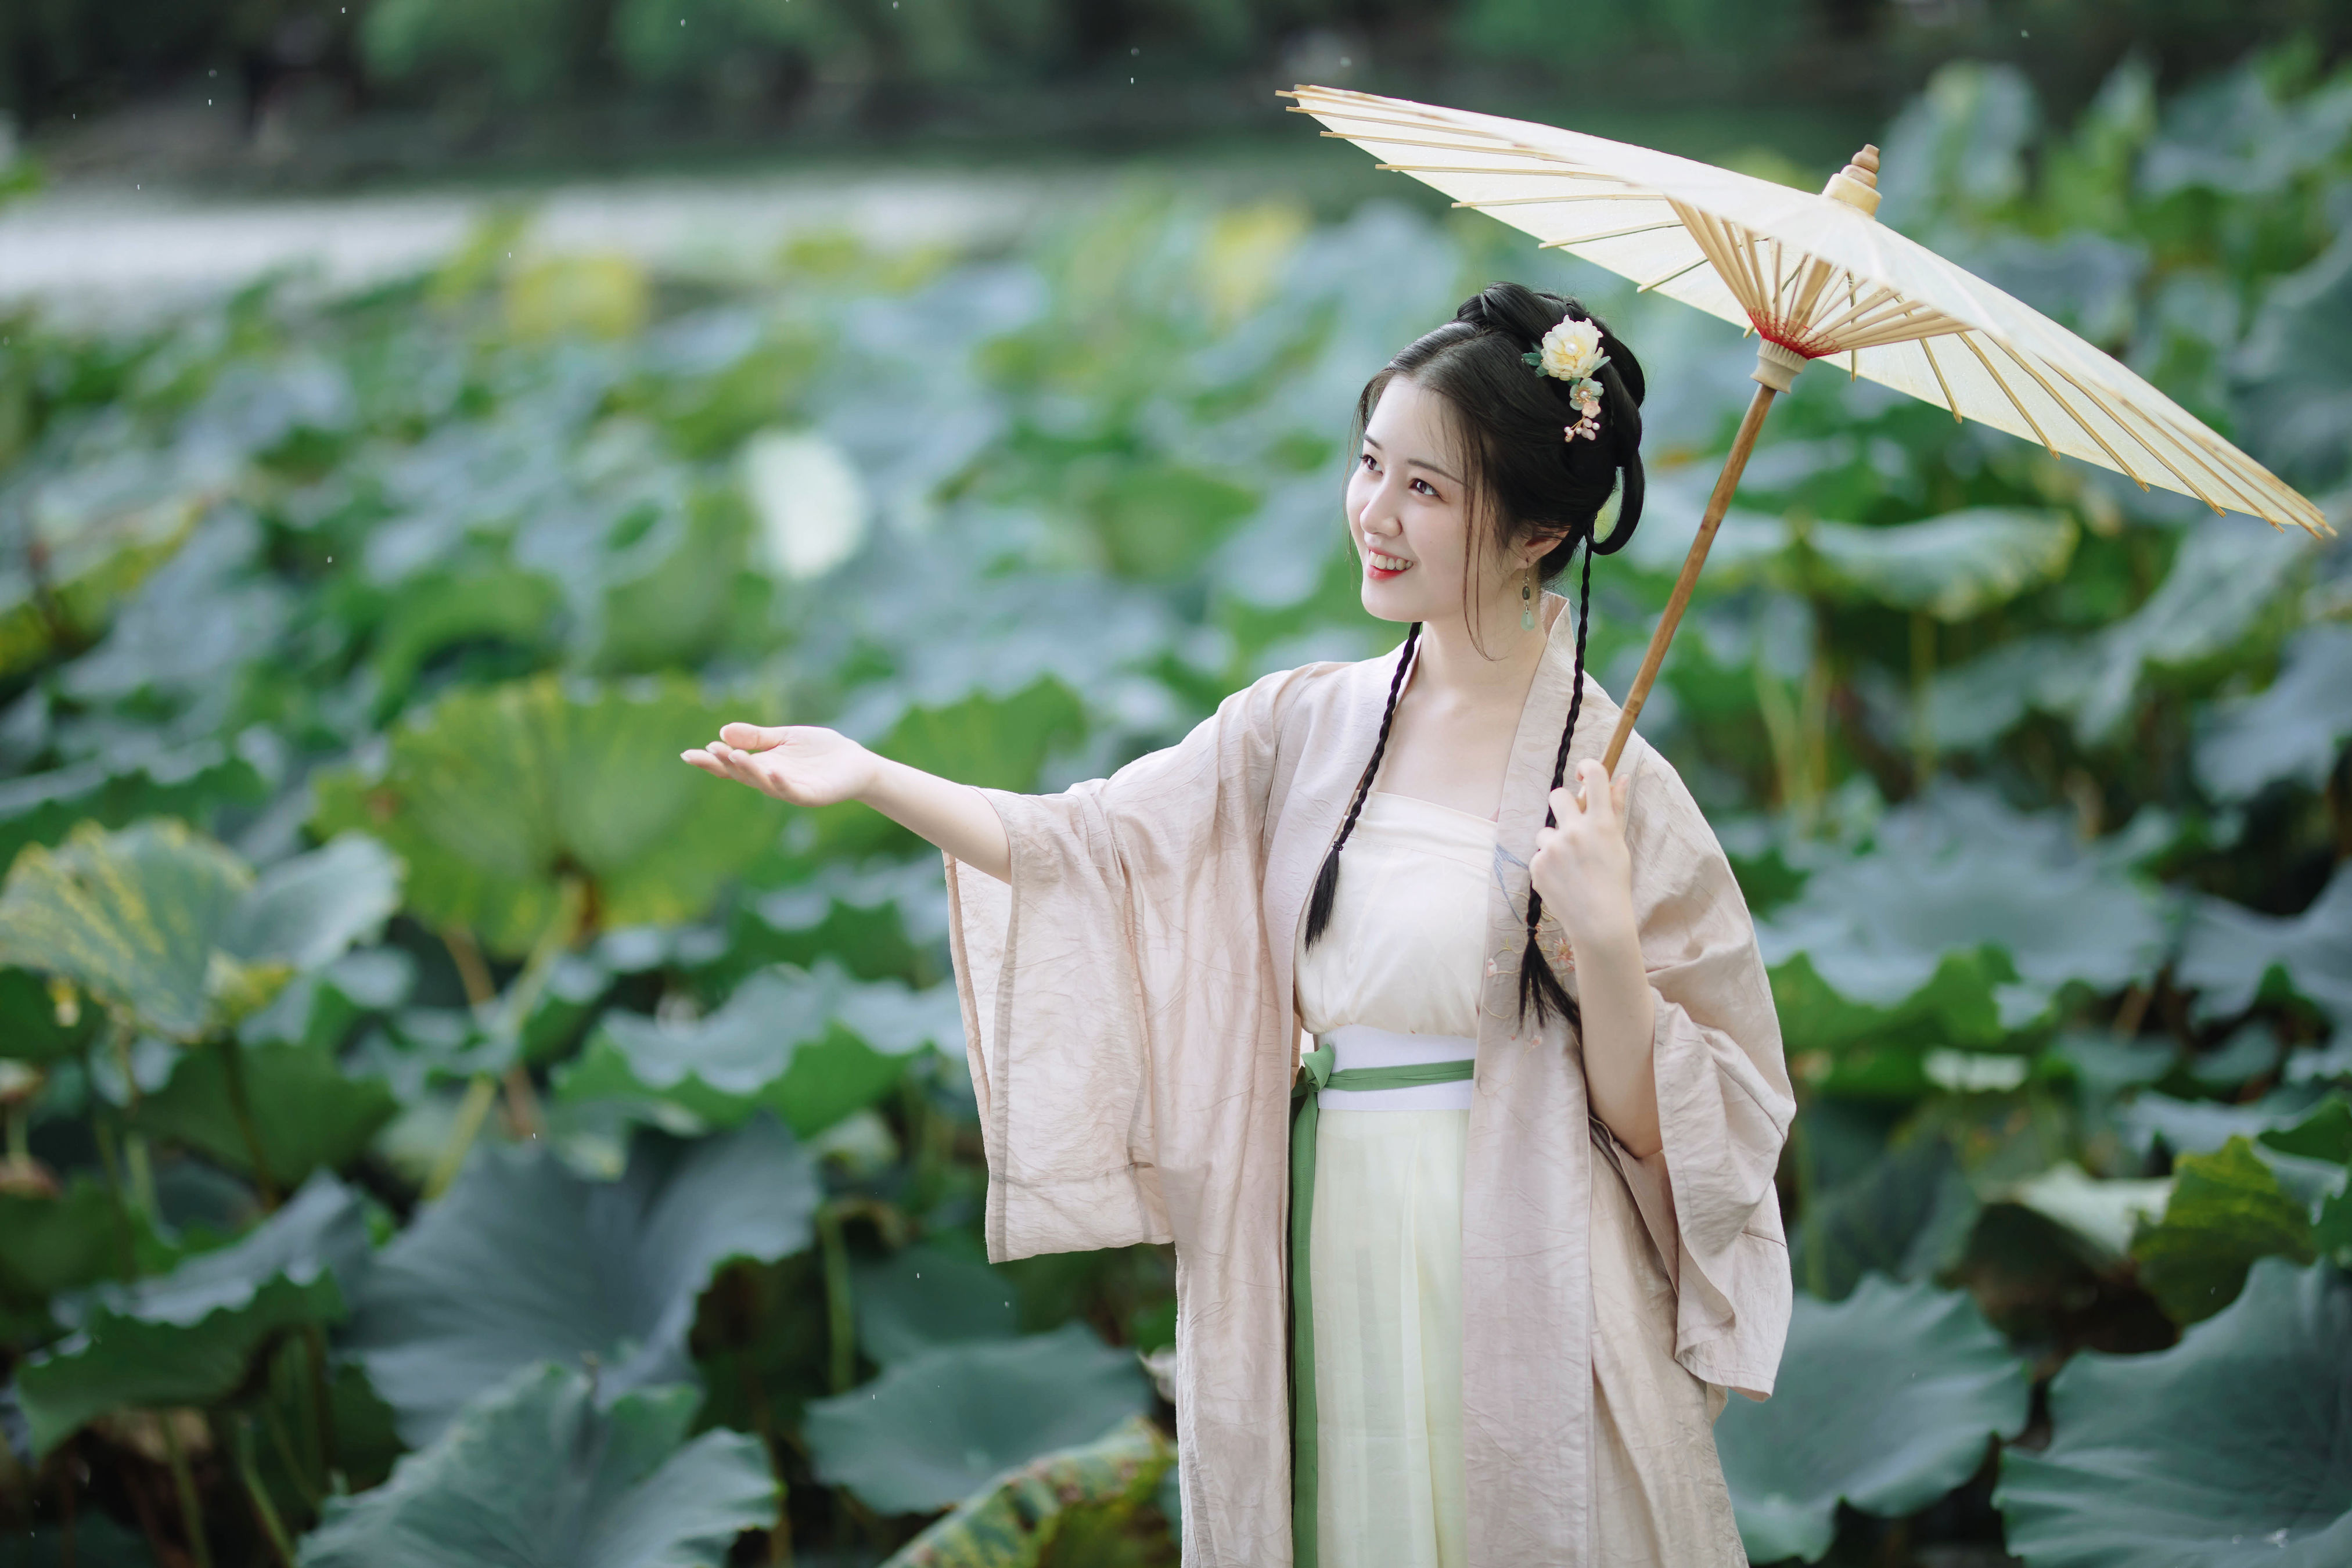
[1315,1023,1477,1112]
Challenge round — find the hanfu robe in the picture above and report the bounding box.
[941,589,1796,1567]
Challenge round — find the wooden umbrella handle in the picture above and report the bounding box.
[1601,382,1782,773]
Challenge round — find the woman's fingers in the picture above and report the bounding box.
[718,720,787,751]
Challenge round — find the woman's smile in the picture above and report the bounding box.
[1365,548,1414,579]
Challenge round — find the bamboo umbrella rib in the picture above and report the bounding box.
[1451,193,1665,208]
[1807,282,1908,344]
[2079,373,2267,517]
[2058,366,2226,513]
[1324,132,1573,162]
[2001,348,2150,491]
[1373,163,1627,179]
[1637,254,1713,293]
[1919,337,1963,421]
[2180,423,2311,526]
[1835,314,1972,352]
[1959,334,2061,458]
[2160,416,2274,520]
[1286,106,1516,143]
[1540,220,1687,247]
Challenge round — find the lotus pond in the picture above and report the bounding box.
[1,49,2350,1568]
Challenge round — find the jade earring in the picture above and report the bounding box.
[1521,569,1536,631]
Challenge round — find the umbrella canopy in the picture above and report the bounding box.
[1284,82,2332,765]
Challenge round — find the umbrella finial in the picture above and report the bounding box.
[1823,145,1882,217]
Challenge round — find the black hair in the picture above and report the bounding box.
[1304,282,1648,1035]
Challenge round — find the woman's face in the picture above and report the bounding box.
[1346,375,1536,631]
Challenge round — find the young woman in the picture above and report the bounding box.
[684,282,1794,1568]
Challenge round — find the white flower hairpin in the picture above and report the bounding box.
[1524,317,1610,443]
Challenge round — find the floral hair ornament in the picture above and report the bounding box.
[1524,316,1610,443]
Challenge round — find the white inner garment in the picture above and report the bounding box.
[1318,1022,1478,1112]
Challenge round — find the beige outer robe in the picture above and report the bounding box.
[943,591,1795,1567]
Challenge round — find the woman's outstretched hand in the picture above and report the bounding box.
[1530,757,1638,950]
[681,722,1013,883]
[682,723,879,808]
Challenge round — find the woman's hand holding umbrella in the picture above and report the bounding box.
[1533,758,1661,1158]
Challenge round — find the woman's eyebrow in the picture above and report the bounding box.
[1361,436,1462,487]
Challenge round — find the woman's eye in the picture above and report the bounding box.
[1358,452,1377,471]
[1412,479,1437,497]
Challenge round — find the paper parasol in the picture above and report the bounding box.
[1283,84,2334,771]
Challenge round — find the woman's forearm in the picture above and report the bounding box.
[1571,926,1663,1159]
[861,756,1013,884]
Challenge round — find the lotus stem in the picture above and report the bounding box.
[1909,611,1937,790]
[743,1374,794,1567]
[216,1037,280,1210]
[258,1371,319,1511]
[158,1412,214,1568]
[426,1075,500,1199]
[429,883,585,1186]
[817,1204,856,1395]
[124,1135,158,1228]
[228,1415,294,1568]
[86,1107,141,1281]
[302,1325,340,1492]
[440,926,498,1010]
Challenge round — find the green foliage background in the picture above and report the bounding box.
[2,44,2352,1568]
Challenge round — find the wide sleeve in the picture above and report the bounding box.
[1609,737,1797,1401]
[942,664,1311,1265]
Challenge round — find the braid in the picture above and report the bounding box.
[1516,533,1594,1031]
[1305,623,1422,949]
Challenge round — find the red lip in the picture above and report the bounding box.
[1366,563,1407,580]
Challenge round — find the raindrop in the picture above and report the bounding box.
[1131,46,1139,56]
[1340,55,1351,66]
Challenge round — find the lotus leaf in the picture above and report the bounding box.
[0,963,95,1064]
[139,1040,398,1188]
[555,961,960,1139]
[2070,524,2311,743]
[2177,865,2352,1028]
[0,735,269,877]
[0,450,208,680]
[0,822,400,1041]
[854,1243,1021,1366]
[2131,1135,2315,1325]
[1998,1163,2173,1264]
[345,1114,818,1444]
[0,1513,156,1567]
[2232,224,2352,491]
[1788,1134,1979,1301]
[0,1178,171,1338]
[1758,785,2166,1046]
[1714,1275,2029,1564]
[15,1173,371,1454]
[1997,1258,2352,1566]
[310,674,786,957]
[2195,624,2352,800]
[296,1365,775,1568]
[2114,1089,2318,1157]
[1805,508,2076,620]
[878,1414,1176,1568]
[2262,1097,2352,1166]
[804,1323,1153,1515]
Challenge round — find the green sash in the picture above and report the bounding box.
[1288,1044,1477,1567]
